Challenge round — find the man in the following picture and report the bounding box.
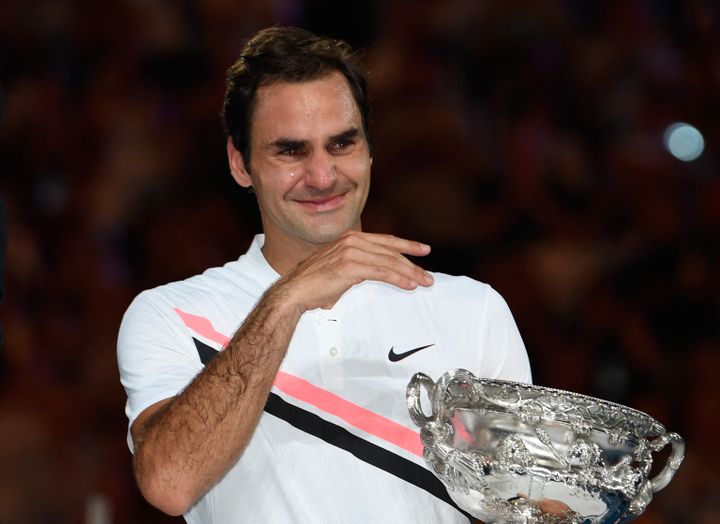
[118,27,531,523]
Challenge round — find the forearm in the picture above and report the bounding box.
[133,283,301,515]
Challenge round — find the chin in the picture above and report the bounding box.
[304,230,346,246]
[302,222,356,245]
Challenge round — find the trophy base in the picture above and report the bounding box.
[445,469,634,523]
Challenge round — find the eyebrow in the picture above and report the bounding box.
[269,138,307,151]
[329,127,361,143]
[268,127,361,151]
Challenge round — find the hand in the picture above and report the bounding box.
[275,231,433,313]
[535,498,572,516]
[514,494,573,517]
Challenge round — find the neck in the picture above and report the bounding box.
[261,226,362,275]
[260,234,320,275]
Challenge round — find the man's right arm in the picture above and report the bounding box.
[130,280,301,515]
[127,232,434,515]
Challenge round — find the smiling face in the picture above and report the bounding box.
[228,71,372,270]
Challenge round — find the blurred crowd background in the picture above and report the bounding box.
[1,0,718,522]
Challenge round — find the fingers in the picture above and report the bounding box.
[334,233,426,273]
[278,231,434,313]
[342,231,431,258]
[339,249,432,290]
[331,232,434,289]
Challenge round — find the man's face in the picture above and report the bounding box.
[233,71,371,249]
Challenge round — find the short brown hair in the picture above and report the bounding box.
[222,26,372,165]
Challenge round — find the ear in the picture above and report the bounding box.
[227,137,253,188]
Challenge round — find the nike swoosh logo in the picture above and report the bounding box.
[388,344,435,362]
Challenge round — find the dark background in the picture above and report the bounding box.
[1,1,718,522]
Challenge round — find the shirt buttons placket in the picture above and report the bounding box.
[313,313,343,387]
[316,316,341,355]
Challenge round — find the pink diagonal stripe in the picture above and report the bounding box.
[273,370,423,457]
[174,308,423,457]
[174,308,231,347]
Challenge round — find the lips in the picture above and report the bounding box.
[293,193,346,212]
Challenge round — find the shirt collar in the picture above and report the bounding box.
[245,234,281,286]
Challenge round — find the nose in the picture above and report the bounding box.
[304,150,336,190]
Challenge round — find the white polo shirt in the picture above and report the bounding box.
[118,234,532,523]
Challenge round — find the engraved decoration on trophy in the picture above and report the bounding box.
[406,369,684,523]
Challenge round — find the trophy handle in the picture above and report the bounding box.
[648,432,685,493]
[407,372,437,427]
[624,432,685,520]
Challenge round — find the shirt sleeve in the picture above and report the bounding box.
[476,286,533,384]
[117,290,203,451]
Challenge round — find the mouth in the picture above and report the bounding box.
[293,193,347,212]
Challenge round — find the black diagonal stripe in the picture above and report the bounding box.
[264,392,472,521]
[193,337,220,365]
[190,337,470,520]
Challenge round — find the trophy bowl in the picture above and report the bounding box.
[407,369,684,523]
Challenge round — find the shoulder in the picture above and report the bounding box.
[120,272,213,321]
[125,258,257,314]
[429,272,491,296]
[343,272,501,303]
[423,272,509,312]
[119,262,239,339]
[343,272,511,319]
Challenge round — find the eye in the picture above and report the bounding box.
[280,147,306,158]
[329,139,354,153]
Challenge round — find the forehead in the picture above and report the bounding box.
[251,72,362,143]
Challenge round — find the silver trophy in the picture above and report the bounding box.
[407,369,684,523]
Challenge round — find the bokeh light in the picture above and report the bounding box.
[663,122,705,162]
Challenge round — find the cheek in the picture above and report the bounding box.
[342,153,372,181]
[253,163,300,198]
